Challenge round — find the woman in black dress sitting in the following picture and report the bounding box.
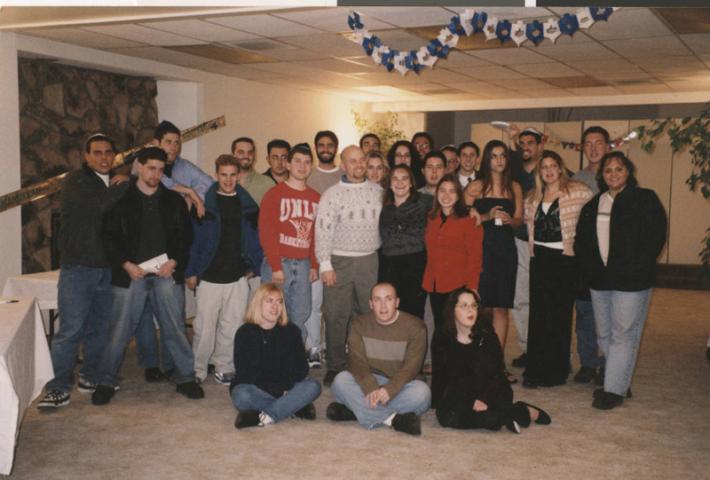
[436,287,550,434]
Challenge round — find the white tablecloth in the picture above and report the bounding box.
[0,296,54,475]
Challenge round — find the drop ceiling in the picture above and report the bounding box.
[2,6,710,109]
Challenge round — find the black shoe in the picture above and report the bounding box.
[92,385,115,406]
[326,402,356,422]
[592,391,624,410]
[323,370,338,387]
[391,412,421,436]
[176,381,204,399]
[522,378,538,389]
[595,367,605,386]
[144,367,165,383]
[294,403,316,420]
[573,366,596,383]
[235,410,260,429]
[511,353,527,368]
[521,402,551,425]
[594,387,632,399]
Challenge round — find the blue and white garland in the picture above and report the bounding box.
[347,7,617,75]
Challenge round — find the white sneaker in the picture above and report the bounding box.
[307,348,321,369]
[38,390,70,408]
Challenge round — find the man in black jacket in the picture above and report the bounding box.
[92,147,203,404]
[38,134,129,409]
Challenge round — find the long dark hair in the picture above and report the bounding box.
[441,287,493,342]
[383,164,418,206]
[478,140,514,199]
[597,151,638,192]
[429,174,468,219]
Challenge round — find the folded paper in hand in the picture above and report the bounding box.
[138,253,169,274]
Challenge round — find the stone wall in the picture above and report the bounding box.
[18,58,158,273]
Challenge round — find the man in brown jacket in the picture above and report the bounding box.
[326,282,430,435]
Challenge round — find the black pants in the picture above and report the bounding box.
[523,245,577,385]
[429,289,460,408]
[378,250,427,319]
[436,386,529,430]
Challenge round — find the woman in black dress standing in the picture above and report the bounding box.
[464,140,522,380]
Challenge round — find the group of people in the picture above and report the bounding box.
[37,119,666,436]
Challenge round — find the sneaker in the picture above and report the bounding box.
[144,367,166,383]
[326,402,357,422]
[511,353,527,368]
[573,366,597,384]
[38,390,70,409]
[214,372,235,385]
[391,413,421,436]
[323,370,338,387]
[176,381,204,399]
[77,377,96,393]
[294,403,316,420]
[235,410,260,429]
[92,385,116,406]
[307,348,322,369]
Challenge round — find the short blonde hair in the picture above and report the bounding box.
[244,283,289,327]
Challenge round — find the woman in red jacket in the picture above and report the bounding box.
[423,173,483,407]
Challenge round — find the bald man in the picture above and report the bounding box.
[315,145,383,387]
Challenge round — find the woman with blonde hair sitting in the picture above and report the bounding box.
[230,283,321,428]
[522,151,592,389]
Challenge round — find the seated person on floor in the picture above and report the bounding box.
[436,287,550,434]
[231,283,321,429]
[327,282,430,436]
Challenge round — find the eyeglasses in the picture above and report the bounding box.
[455,302,478,310]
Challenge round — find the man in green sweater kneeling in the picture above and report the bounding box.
[327,282,431,435]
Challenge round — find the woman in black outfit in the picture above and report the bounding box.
[436,287,550,433]
[378,164,432,319]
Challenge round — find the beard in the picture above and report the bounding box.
[317,152,334,164]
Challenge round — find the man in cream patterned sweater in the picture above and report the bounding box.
[315,145,382,387]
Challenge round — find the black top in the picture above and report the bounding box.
[202,193,245,283]
[59,164,129,268]
[136,188,166,264]
[574,186,667,292]
[379,193,433,256]
[103,180,192,288]
[230,322,309,398]
[533,199,562,243]
[439,320,508,409]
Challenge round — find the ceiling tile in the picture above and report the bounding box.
[603,36,692,59]
[207,14,322,37]
[585,8,671,40]
[510,62,581,78]
[29,28,145,49]
[535,42,621,63]
[680,33,710,55]
[254,47,329,62]
[437,80,495,93]
[664,78,710,91]
[567,86,622,96]
[298,58,373,75]
[636,57,708,75]
[273,7,392,33]
[248,61,320,77]
[277,33,362,57]
[457,65,527,81]
[107,46,224,69]
[566,59,643,74]
[499,78,554,90]
[167,45,275,64]
[598,70,655,83]
[469,47,551,66]
[83,24,206,47]
[445,6,553,20]
[654,8,710,34]
[436,51,493,68]
[523,88,575,98]
[614,82,671,94]
[545,76,608,88]
[416,68,477,84]
[356,7,454,28]
[140,19,259,43]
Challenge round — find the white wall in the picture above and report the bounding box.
[2,33,360,286]
[0,33,22,289]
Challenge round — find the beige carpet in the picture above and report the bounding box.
[6,288,710,479]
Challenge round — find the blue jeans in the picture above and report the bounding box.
[590,288,652,396]
[331,371,431,429]
[47,265,112,393]
[261,258,312,344]
[575,299,604,368]
[135,299,174,372]
[99,277,196,386]
[230,379,321,422]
